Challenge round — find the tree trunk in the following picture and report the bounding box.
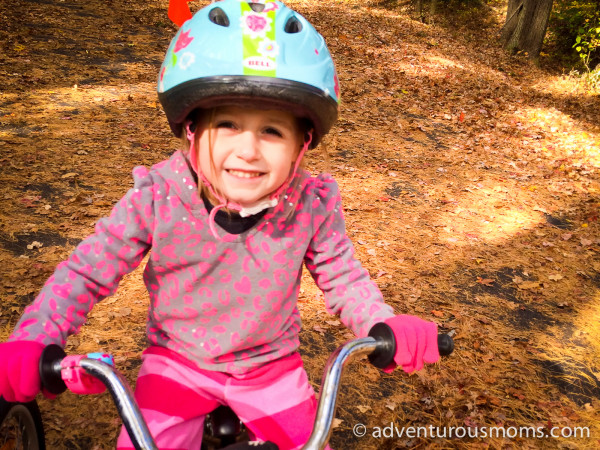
[500,0,554,62]
[429,0,437,24]
[415,0,424,22]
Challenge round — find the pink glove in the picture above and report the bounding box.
[60,354,111,395]
[0,340,45,402]
[383,315,440,373]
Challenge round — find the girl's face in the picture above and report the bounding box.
[197,106,303,208]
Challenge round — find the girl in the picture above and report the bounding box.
[0,1,440,448]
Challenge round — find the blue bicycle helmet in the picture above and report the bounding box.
[158,0,339,147]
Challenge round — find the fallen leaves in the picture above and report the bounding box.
[517,281,541,290]
[26,241,43,250]
[431,309,444,318]
[506,387,526,401]
[1,1,600,449]
[476,277,495,286]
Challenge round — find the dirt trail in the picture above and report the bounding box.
[1,0,599,448]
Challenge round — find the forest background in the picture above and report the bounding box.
[1,0,599,448]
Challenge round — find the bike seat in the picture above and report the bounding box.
[206,405,242,438]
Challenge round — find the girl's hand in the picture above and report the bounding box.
[0,340,45,402]
[383,315,440,373]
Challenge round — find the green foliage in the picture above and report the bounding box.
[549,1,600,67]
[548,1,600,90]
[573,22,600,68]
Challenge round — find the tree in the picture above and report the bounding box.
[500,0,554,62]
[415,0,437,23]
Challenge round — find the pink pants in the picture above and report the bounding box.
[116,347,319,450]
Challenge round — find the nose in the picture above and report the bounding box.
[235,131,260,161]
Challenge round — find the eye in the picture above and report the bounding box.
[264,127,283,137]
[216,120,237,130]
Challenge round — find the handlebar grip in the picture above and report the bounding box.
[437,334,454,356]
[367,323,454,369]
[39,344,68,395]
[368,322,396,368]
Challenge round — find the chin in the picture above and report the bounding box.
[230,198,259,207]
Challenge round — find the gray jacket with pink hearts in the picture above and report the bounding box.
[10,151,395,373]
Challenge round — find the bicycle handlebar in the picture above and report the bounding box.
[39,329,453,450]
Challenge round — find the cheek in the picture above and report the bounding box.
[197,147,211,174]
[272,153,295,182]
[197,135,221,179]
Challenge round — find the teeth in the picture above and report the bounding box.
[228,170,262,178]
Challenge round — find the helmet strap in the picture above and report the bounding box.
[268,130,312,202]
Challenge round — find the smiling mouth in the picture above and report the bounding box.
[226,169,264,179]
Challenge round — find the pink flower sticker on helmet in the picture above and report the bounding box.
[174,29,194,53]
[241,12,271,39]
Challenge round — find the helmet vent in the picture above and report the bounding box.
[249,3,265,13]
[209,7,230,27]
[284,16,302,33]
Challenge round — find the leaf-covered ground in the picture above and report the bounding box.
[1,0,599,448]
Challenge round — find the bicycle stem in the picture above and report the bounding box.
[302,336,381,450]
[77,358,158,450]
